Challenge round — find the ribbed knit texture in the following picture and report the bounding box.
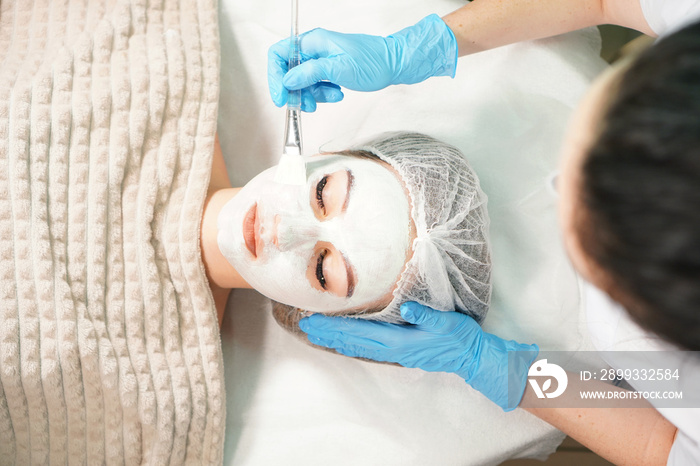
[0,0,224,463]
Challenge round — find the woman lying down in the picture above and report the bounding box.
[203,131,491,341]
[0,129,489,464]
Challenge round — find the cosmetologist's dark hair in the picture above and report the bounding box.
[579,20,700,350]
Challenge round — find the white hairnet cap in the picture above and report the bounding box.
[355,132,491,323]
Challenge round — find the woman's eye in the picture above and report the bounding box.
[316,249,327,289]
[316,176,328,214]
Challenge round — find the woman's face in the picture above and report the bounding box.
[217,153,413,313]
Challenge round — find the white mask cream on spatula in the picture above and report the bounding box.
[274,0,306,186]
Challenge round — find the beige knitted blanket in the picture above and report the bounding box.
[0,1,224,464]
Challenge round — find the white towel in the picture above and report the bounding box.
[0,0,224,464]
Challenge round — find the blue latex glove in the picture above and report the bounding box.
[299,302,539,411]
[268,14,458,112]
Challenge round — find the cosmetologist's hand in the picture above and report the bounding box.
[299,302,539,411]
[268,14,458,112]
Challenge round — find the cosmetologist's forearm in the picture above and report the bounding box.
[442,0,654,57]
[521,371,677,466]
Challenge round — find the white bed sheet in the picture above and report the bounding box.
[217,1,610,464]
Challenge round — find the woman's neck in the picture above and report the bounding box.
[200,187,252,289]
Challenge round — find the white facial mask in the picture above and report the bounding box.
[217,154,411,312]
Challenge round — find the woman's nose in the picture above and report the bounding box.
[260,215,280,247]
[276,213,320,251]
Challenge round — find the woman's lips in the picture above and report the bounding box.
[254,204,263,255]
[243,203,257,258]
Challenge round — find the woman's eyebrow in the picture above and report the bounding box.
[341,170,355,297]
[342,170,354,212]
[340,250,356,298]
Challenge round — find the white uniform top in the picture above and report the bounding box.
[585,284,700,465]
[640,0,700,36]
[584,4,700,464]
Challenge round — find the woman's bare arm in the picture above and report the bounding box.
[521,372,677,465]
[443,0,654,57]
